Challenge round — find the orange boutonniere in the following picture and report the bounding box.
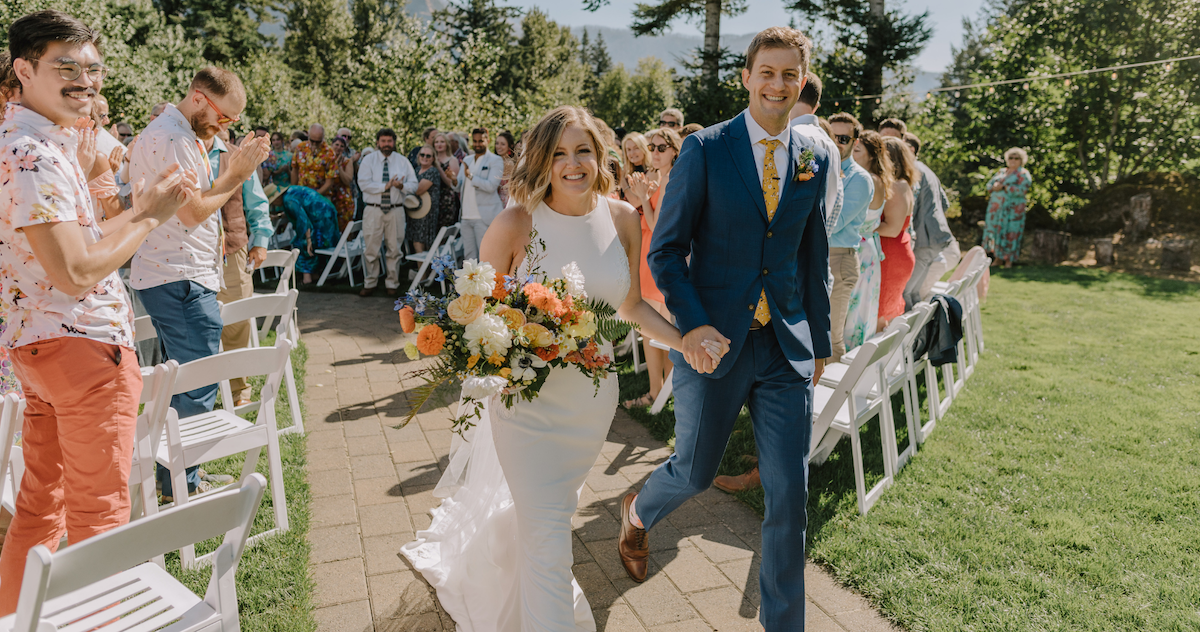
[793,149,819,182]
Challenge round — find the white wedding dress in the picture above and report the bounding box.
[401,197,630,631]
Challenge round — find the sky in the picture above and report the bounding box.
[507,0,988,73]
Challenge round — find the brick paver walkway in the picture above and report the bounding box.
[299,292,898,632]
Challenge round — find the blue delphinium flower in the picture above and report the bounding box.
[808,159,820,174]
[430,254,456,283]
[503,274,519,292]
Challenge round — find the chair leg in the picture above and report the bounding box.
[938,363,955,419]
[173,466,197,570]
[918,363,939,444]
[895,378,919,471]
[266,439,290,534]
[849,424,868,515]
[280,357,304,436]
[649,369,673,414]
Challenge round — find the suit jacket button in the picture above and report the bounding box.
[748,304,754,310]
[766,231,773,238]
[762,269,769,275]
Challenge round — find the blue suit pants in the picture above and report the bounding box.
[636,325,812,630]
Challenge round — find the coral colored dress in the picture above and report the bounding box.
[878,215,915,323]
[639,188,665,304]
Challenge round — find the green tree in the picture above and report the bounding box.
[153,0,276,64]
[501,9,588,124]
[579,28,612,103]
[621,57,676,131]
[434,0,521,66]
[590,63,630,127]
[788,0,932,126]
[284,0,353,88]
[675,48,745,127]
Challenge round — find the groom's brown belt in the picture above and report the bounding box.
[749,319,769,331]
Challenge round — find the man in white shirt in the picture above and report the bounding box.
[357,127,417,296]
[128,66,269,499]
[789,71,843,232]
[457,127,505,260]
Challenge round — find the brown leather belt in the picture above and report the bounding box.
[749,319,768,331]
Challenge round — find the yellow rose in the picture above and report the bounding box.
[564,311,597,339]
[496,304,528,329]
[520,323,554,348]
[447,294,485,325]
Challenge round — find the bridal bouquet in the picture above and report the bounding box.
[395,233,629,434]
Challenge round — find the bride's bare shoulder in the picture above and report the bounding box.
[491,205,534,236]
[607,198,640,231]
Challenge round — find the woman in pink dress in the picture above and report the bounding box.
[877,137,918,328]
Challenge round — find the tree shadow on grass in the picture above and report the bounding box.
[995,264,1200,299]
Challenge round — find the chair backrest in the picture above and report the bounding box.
[11,474,268,631]
[321,220,361,256]
[172,340,293,398]
[904,303,937,357]
[219,290,299,345]
[0,393,23,510]
[811,329,905,451]
[133,315,158,344]
[136,361,178,470]
[260,249,299,294]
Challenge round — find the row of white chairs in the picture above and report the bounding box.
[314,219,466,292]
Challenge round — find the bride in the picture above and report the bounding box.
[400,106,726,631]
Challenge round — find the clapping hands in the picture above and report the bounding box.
[73,117,97,176]
[625,172,658,208]
[131,163,200,225]
[229,134,271,180]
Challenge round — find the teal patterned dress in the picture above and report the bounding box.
[844,202,885,351]
[280,186,340,274]
[982,167,1032,265]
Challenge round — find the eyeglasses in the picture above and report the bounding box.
[197,90,239,125]
[833,134,855,145]
[418,153,433,158]
[30,58,108,82]
[648,143,673,153]
[658,120,678,128]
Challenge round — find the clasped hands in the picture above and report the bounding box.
[682,325,731,375]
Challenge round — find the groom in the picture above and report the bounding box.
[617,26,832,630]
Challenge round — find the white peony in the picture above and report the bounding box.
[509,352,548,382]
[561,262,587,299]
[454,259,497,298]
[463,313,513,357]
[461,375,508,400]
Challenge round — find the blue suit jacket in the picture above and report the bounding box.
[648,112,832,380]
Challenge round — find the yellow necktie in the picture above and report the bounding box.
[754,139,782,326]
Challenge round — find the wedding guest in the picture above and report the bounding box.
[983,147,1032,268]
[620,132,651,204]
[877,137,917,328]
[271,185,339,285]
[844,130,892,350]
[789,72,843,233]
[495,130,516,206]
[129,66,270,501]
[680,123,703,137]
[902,131,960,307]
[291,123,337,210]
[330,135,356,229]
[0,11,197,611]
[0,53,20,396]
[149,101,168,121]
[621,127,680,409]
[411,145,443,248]
[433,132,460,227]
[409,125,438,167]
[658,107,683,129]
[357,128,416,296]
[824,112,874,361]
[450,131,467,162]
[264,131,293,188]
[878,117,907,138]
[457,127,505,260]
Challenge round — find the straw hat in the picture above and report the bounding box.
[404,192,432,219]
[264,182,288,204]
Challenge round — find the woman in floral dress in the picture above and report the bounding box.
[844,131,894,351]
[271,185,341,286]
[330,137,356,231]
[264,132,292,188]
[409,145,442,252]
[982,148,1033,268]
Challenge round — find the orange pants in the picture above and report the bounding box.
[0,338,140,614]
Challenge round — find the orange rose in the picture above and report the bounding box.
[520,323,554,348]
[492,271,509,300]
[534,345,559,362]
[524,282,565,317]
[447,294,485,325]
[416,324,446,355]
[398,306,416,333]
[495,305,527,329]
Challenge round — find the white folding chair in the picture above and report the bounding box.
[255,249,301,345]
[0,474,267,632]
[129,362,177,522]
[623,330,647,374]
[316,220,364,287]
[158,341,293,569]
[647,339,673,414]
[218,290,303,435]
[810,328,906,515]
[0,393,25,517]
[932,279,964,417]
[406,224,461,293]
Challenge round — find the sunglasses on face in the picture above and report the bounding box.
[659,120,678,128]
[197,91,239,125]
[834,134,855,145]
[31,58,108,82]
[418,153,433,158]
[648,143,673,153]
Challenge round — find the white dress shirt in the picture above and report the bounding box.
[743,108,792,196]
[128,104,222,292]
[791,113,843,233]
[357,149,418,209]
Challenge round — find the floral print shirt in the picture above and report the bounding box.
[0,104,134,349]
[293,142,337,190]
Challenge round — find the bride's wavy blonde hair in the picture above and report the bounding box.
[509,106,615,212]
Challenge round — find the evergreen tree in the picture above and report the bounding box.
[789,0,932,126]
[503,9,588,120]
[153,0,275,64]
[284,0,354,88]
[434,0,521,65]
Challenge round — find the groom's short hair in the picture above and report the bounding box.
[745,26,812,76]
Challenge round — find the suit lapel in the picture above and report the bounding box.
[773,132,815,227]
[725,113,769,223]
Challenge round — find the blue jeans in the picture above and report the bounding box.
[138,280,223,497]
[636,325,812,630]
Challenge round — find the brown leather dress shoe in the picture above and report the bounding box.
[618,492,649,582]
[713,467,761,494]
[359,287,375,297]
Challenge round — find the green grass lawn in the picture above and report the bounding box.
[618,266,1200,631]
[166,336,317,632]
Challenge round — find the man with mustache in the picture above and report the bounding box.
[0,10,199,612]
[127,65,270,502]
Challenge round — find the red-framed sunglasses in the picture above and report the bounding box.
[197,91,239,125]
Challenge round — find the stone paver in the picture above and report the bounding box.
[299,292,900,631]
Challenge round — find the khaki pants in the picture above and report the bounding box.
[363,205,405,290]
[0,338,140,615]
[218,246,254,402]
[829,247,860,363]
